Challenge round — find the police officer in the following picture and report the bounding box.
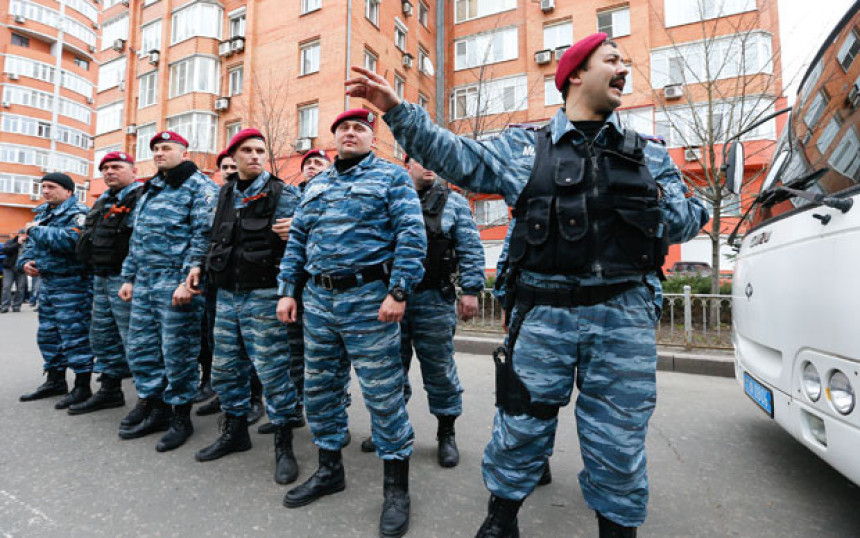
[69,152,142,415]
[347,32,709,537]
[277,109,426,538]
[117,131,218,453]
[194,129,303,486]
[359,155,484,469]
[2,229,28,313]
[18,173,94,408]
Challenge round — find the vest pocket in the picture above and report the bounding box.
[602,151,657,196]
[609,207,663,271]
[553,157,585,188]
[525,196,551,245]
[555,195,588,241]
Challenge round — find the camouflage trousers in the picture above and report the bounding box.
[483,282,660,528]
[36,273,94,374]
[126,269,202,405]
[401,289,463,417]
[212,288,299,424]
[285,302,305,406]
[90,274,131,379]
[303,279,413,459]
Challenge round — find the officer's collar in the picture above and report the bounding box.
[550,108,623,146]
[230,170,271,199]
[47,196,79,216]
[107,181,141,202]
[153,160,199,189]
[333,151,376,175]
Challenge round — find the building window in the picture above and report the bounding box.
[229,10,246,39]
[300,40,321,75]
[0,144,87,176]
[454,0,516,24]
[11,33,29,48]
[136,123,156,160]
[97,57,126,92]
[418,45,431,75]
[817,115,842,155]
[138,71,157,108]
[654,98,774,148]
[302,0,321,14]
[366,0,380,26]
[451,75,528,120]
[664,0,756,28]
[393,140,405,160]
[171,2,223,44]
[616,106,655,135]
[226,122,242,143]
[228,67,243,96]
[74,57,89,70]
[597,7,630,38]
[395,20,407,51]
[140,20,162,54]
[418,1,429,27]
[96,101,123,135]
[169,56,219,97]
[474,198,508,226]
[804,89,829,129]
[544,77,563,106]
[454,27,519,70]
[102,15,130,50]
[394,74,405,99]
[829,126,860,181]
[623,64,632,94]
[298,104,319,138]
[837,29,859,72]
[166,112,217,153]
[364,49,378,72]
[543,21,572,51]
[418,93,429,109]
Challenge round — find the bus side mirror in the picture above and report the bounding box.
[724,141,744,195]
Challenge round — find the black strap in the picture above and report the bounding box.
[312,261,391,291]
[515,281,638,309]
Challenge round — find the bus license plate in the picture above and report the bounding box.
[744,372,774,418]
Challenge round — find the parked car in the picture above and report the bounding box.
[668,261,712,277]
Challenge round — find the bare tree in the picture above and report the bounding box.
[234,74,296,177]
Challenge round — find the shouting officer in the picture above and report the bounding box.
[69,152,142,415]
[346,32,709,537]
[360,155,484,469]
[195,128,303,486]
[117,131,218,453]
[277,109,426,538]
[18,173,94,407]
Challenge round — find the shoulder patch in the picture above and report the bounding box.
[74,213,87,227]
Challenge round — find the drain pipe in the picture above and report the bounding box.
[435,0,445,124]
[345,0,353,109]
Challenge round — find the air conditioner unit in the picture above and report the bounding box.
[14,14,25,23]
[112,38,126,52]
[663,84,683,99]
[7,72,19,80]
[848,83,860,109]
[214,97,230,111]
[92,22,99,29]
[534,50,551,65]
[86,97,94,104]
[231,37,245,53]
[40,166,50,173]
[295,138,312,152]
[402,53,413,69]
[554,45,569,61]
[30,193,40,201]
[541,0,555,12]
[148,51,160,65]
[121,0,129,6]
[88,45,96,53]
[402,1,413,16]
[684,147,702,161]
[125,124,137,135]
[1,101,10,108]
[219,41,233,57]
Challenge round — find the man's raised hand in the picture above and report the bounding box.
[345,66,402,114]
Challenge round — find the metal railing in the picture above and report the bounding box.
[458,285,733,350]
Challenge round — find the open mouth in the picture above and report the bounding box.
[609,77,625,92]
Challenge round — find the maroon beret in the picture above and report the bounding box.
[216,150,231,168]
[330,108,376,133]
[300,148,330,170]
[99,151,134,170]
[149,131,189,150]
[227,128,266,156]
[555,32,609,91]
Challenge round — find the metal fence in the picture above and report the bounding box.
[458,285,733,350]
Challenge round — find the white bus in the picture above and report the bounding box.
[725,1,860,486]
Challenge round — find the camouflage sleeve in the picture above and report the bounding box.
[493,222,514,307]
[388,169,427,293]
[383,102,535,207]
[277,184,301,219]
[26,218,82,255]
[278,203,308,298]
[648,145,710,244]
[183,178,219,273]
[17,237,33,271]
[450,194,485,294]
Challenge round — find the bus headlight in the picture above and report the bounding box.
[801,362,821,402]
[828,371,855,415]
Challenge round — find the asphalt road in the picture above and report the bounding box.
[1,310,858,537]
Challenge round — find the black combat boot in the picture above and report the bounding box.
[54,372,92,409]
[193,380,215,403]
[195,396,221,416]
[247,396,264,425]
[120,397,152,429]
[537,461,552,486]
[274,425,299,485]
[436,415,459,468]
[597,513,637,538]
[380,458,410,538]
[195,413,252,462]
[119,398,171,439]
[68,374,124,415]
[19,369,67,401]
[156,403,194,452]
[475,495,522,538]
[283,449,346,508]
[361,436,376,453]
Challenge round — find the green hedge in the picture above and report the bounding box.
[662,275,731,295]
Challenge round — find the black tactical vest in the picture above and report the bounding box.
[507,126,667,277]
[76,187,143,274]
[416,182,458,290]
[206,175,286,291]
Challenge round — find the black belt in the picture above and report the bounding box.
[311,262,391,291]
[515,281,638,308]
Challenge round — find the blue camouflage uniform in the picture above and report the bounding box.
[122,163,218,406]
[211,171,302,425]
[401,183,484,417]
[279,152,426,459]
[385,104,709,526]
[19,197,94,374]
[89,182,142,379]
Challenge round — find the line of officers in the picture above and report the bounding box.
[17,110,486,538]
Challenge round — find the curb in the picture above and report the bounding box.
[455,333,736,378]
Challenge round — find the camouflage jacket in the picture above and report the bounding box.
[18,196,89,276]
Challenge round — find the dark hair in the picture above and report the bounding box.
[560,39,618,102]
